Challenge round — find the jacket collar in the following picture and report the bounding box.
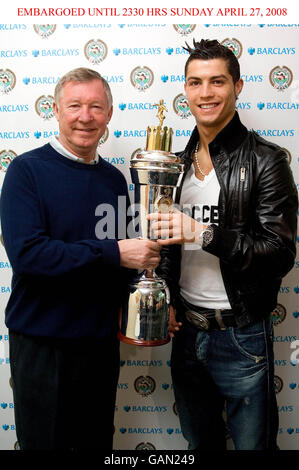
[181,111,248,164]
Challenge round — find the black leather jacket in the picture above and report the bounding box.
[157,112,298,327]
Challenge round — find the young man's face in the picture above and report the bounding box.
[53,79,113,162]
[184,58,243,134]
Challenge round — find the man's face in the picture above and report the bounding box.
[184,58,243,133]
[53,79,112,161]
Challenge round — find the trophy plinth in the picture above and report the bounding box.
[118,101,184,346]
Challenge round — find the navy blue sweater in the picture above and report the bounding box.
[0,144,133,339]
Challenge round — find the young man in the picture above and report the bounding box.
[0,67,161,450]
[149,39,297,450]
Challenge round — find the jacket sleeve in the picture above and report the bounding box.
[0,157,121,279]
[156,244,181,308]
[205,149,298,279]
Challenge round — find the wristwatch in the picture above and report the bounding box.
[200,225,214,248]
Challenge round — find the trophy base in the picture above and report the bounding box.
[117,331,170,347]
[118,270,170,348]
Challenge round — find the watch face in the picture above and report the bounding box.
[202,226,213,247]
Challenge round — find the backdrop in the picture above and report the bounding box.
[0,23,298,450]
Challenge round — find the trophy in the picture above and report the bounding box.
[118,100,184,346]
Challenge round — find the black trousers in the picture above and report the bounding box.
[9,330,120,450]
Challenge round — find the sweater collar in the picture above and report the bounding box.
[50,137,99,165]
[182,111,248,162]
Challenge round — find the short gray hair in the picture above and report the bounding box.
[54,67,113,109]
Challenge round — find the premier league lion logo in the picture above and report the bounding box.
[221,38,243,59]
[35,95,54,120]
[0,150,17,172]
[173,25,196,36]
[173,94,191,119]
[33,25,56,38]
[0,69,16,95]
[271,304,287,326]
[134,376,156,397]
[84,39,108,65]
[270,66,293,91]
[130,66,154,92]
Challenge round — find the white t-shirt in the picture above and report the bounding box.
[179,164,231,309]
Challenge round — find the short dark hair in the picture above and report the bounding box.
[184,39,240,84]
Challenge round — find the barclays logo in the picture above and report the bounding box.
[117,383,128,390]
[34,131,59,140]
[103,157,124,165]
[125,359,162,366]
[165,47,189,55]
[0,24,27,30]
[257,102,299,110]
[248,47,296,55]
[127,427,163,434]
[289,383,299,390]
[161,75,185,83]
[175,130,192,137]
[72,24,112,28]
[285,428,299,435]
[241,74,263,83]
[23,76,60,85]
[275,359,287,366]
[0,402,13,409]
[113,47,161,56]
[254,129,295,137]
[102,75,124,83]
[0,131,30,139]
[278,405,294,412]
[123,405,167,413]
[0,287,10,294]
[162,383,174,390]
[32,49,79,57]
[1,425,15,431]
[1,50,27,58]
[0,262,11,268]
[114,130,147,138]
[236,102,251,110]
[261,24,299,27]
[0,105,29,112]
[274,335,296,342]
[118,102,154,111]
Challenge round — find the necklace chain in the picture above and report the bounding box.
[193,141,208,178]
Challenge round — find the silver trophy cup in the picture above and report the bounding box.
[118,104,184,346]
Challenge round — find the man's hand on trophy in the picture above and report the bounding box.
[148,208,206,245]
[118,238,161,269]
[168,305,182,338]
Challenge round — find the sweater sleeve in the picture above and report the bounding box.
[0,157,121,278]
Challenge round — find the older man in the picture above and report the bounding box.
[1,68,160,450]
